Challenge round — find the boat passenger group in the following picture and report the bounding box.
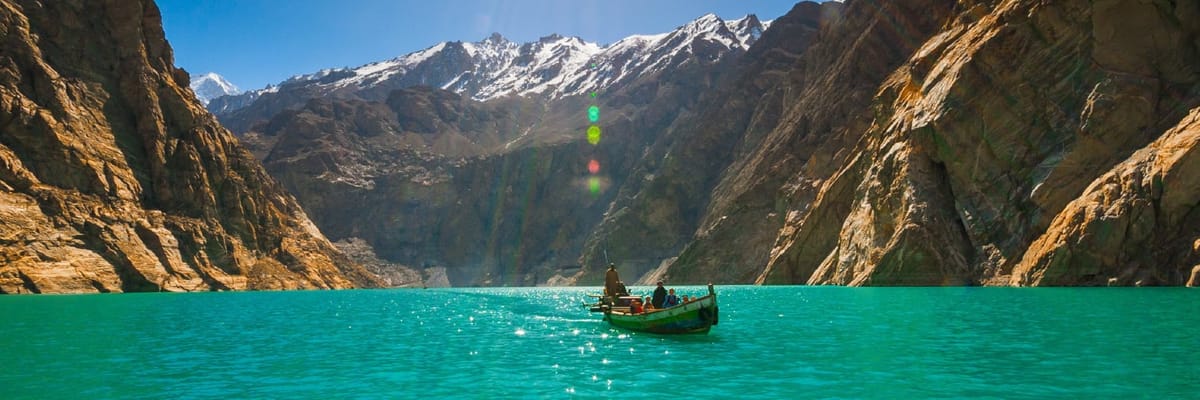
[603,264,702,314]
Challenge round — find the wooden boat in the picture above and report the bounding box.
[588,284,719,334]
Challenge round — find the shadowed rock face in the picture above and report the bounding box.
[576,1,851,283]
[0,0,382,293]
[566,0,1199,287]
[753,0,1200,286]
[1013,108,1200,286]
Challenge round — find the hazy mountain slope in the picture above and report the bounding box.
[576,1,850,283]
[242,18,752,286]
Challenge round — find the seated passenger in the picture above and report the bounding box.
[630,299,643,314]
[663,288,680,308]
[681,295,690,303]
[643,296,655,312]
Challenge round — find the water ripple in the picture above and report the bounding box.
[0,287,1197,398]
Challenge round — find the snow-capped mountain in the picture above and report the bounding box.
[214,14,768,117]
[189,72,241,105]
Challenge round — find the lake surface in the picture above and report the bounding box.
[1,286,1197,398]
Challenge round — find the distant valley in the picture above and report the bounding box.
[205,12,775,287]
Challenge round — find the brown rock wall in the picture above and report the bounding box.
[0,0,381,293]
[1014,107,1200,285]
[758,0,1199,285]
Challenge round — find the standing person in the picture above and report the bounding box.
[604,264,621,302]
[652,281,667,309]
[663,288,680,308]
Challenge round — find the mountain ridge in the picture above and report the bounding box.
[208,13,769,133]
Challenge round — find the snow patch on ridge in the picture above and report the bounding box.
[189,72,241,105]
[219,13,769,111]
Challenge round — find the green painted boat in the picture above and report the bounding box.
[589,284,719,334]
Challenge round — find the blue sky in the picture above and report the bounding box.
[158,0,808,90]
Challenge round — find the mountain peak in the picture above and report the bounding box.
[725,14,767,47]
[686,13,726,30]
[485,32,507,43]
[730,14,761,28]
[538,33,564,43]
[189,72,241,105]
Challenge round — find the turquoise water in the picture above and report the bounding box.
[1,286,1197,398]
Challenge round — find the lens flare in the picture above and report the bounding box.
[588,159,600,174]
[588,177,601,195]
[587,125,601,145]
[587,106,600,123]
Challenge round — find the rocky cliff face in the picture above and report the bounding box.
[1014,107,1200,286]
[752,0,1199,286]
[576,1,849,283]
[566,0,1199,287]
[0,0,382,293]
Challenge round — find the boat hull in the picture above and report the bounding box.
[604,294,718,334]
